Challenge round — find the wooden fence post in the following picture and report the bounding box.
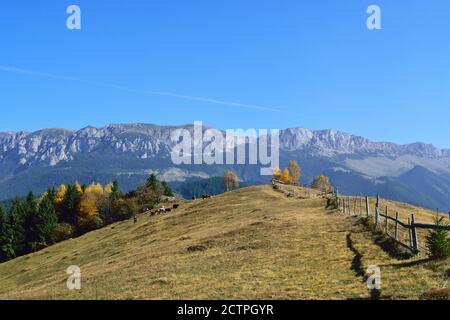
[408,218,413,250]
[347,196,352,216]
[385,206,389,235]
[354,197,357,216]
[411,214,419,254]
[336,188,340,211]
[360,196,363,217]
[366,196,370,217]
[375,205,379,227]
[395,212,399,241]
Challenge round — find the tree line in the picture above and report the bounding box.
[0,174,173,263]
[272,160,333,192]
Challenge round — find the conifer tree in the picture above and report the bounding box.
[161,181,174,197]
[426,215,450,260]
[61,184,82,226]
[8,198,27,255]
[24,193,57,250]
[147,173,159,191]
[0,205,15,262]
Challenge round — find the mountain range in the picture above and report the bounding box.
[1,123,449,211]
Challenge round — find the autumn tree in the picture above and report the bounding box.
[272,167,282,181]
[281,168,292,184]
[289,160,301,184]
[78,183,105,232]
[224,170,240,192]
[311,175,333,193]
[74,181,83,194]
[54,184,67,216]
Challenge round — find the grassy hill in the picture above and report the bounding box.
[0,185,448,300]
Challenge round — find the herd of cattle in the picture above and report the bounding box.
[140,193,213,218]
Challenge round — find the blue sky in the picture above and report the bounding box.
[1,1,450,148]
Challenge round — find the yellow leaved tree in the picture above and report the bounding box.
[281,168,292,184]
[77,182,106,231]
[272,167,282,181]
[289,160,301,185]
[311,175,333,193]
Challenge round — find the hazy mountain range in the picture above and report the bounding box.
[1,123,450,211]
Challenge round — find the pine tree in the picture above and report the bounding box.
[425,215,450,260]
[101,181,123,226]
[37,196,58,243]
[23,192,39,251]
[24,194,57,251]
[162,181,174,197]
[61,184,82,226]
[147,173,159,191]
[8,198,27,256]
[111,180,122,200]
[0,205,15,262]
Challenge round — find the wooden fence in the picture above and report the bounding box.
[335,193,450,255]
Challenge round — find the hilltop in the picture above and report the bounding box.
[0,185,447,300]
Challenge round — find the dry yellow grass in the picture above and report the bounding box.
[0,186,448,300]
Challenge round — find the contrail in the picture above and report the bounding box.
[0,65,281,112]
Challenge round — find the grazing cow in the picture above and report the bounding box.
[173,204,180,210]
[158,206,166,213]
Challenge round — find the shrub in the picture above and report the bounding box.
[425,216,450,260]
[111,198,138,221]
[52,223,74,242]
[29,242,48,253]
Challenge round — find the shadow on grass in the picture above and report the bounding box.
[346,233,364,277]
[357,218,414,261]
[346,233,389,300]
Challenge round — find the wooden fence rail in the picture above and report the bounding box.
[335,194,450,255]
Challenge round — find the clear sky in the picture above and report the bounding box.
[1,1,450,148]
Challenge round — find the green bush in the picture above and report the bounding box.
[425,216,450,260]
[29,242,48,253]
[52,223,74,243]
[111,198,138,221]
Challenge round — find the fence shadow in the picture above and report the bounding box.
[357,218,414,260]
[346,233,364,277]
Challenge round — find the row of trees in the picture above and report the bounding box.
[273,160,301,185]
[272,161,333,193]
[0,174,174,263]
